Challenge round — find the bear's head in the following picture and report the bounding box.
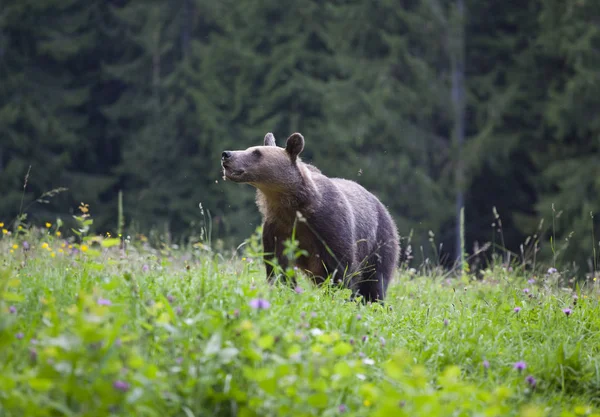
[221,132,305,191]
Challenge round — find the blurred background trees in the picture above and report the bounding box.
[1,0,598,275]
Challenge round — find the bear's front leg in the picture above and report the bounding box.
[262,222,296,287]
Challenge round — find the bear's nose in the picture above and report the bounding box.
[221,151,232,160]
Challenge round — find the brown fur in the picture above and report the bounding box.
[221,132,400,302]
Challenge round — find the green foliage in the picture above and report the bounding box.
[0,0,599,276]
[1,223,600,416]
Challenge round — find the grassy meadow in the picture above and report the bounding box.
[1,213,600,417]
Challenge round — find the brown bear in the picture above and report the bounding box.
[221,132,400,302]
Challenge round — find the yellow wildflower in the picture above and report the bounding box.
[51,252,56,258]
[2,229,7,234]
[81,245,88,252]
[46,222,51,228]
[18,225,22,230]
[58,249,64,253]
[68,245,72,249]
[12,244,18,250]
[363,400,372,407]
[62,243,66,248]
[10,249,14,254]
[0,222,3,227]
[56,231,62,237]
[41,243,49,249]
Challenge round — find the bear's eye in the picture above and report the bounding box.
[252,149,262,157]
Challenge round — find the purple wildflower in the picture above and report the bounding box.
[29,348,37,361]
[97,298,112,306]
[142,264,149,272]
[338,404,347,413]
[249,298,270,310]
[167,294,175,303]
[379,337,386,346]
[514,361,527,371]
[294,286,303,294]
[113,380,130,392]
[176,357,183,364]
[349,337,355,345]
[514,307,522,313]
[482,360,490,369]
[16,332,24,340]
[356,314,362,321]
[523,288,530,294]
[361,335,368,343]
[527,278,535,284]
[525,375,537,388]
[547,267,557,274]
[176,306,183,315]
[443,319,449,326]
[9,305,17,314]
[562,308,572,316]
[311,312,317,318]
[23,241,30,250]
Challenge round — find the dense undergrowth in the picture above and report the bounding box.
[1,220,600,417]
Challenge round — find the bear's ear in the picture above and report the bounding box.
[264,132,276,147]
[285,133,304,162]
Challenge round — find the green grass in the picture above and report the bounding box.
[1,225,600,417]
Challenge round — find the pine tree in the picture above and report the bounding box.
[526,0,600,274]
[0,0,104,227]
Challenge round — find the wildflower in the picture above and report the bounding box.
[363,400,372,407]
[562,308,572,316]
[443,319,449,326]
[379,337,386,346]
[176,357,183,364]
[23,241,30,250]
[525,375,536,388]
[56,231,61,237]
[12,244,18,250]
[523,288,530,294]
[51,252,55,258]
[176,306,183,315]
[294,286,303,294]
[80,245,88,252]
[0,222,3,227]
[349,337,355,345]
[547,267,557,274]
[97,298,112,306]
[113,380,130,392]
[46,222,51,228]
[249,298,270,309]
[3,229,8,234]
[356,314,362,321]
[482,360,490,369]
[528,278,535,284]
[41,243,49,249]
[514,307,522,313]
[514,361,527,371]
[142,264,149,272]
[16,332,24,340]
[338,404,347,413]
[167,294,175,303]
[361,335,368,343]
[9,306,17,314]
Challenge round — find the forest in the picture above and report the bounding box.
[1,0,598,276]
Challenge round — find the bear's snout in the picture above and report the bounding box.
[221,151,232,161]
